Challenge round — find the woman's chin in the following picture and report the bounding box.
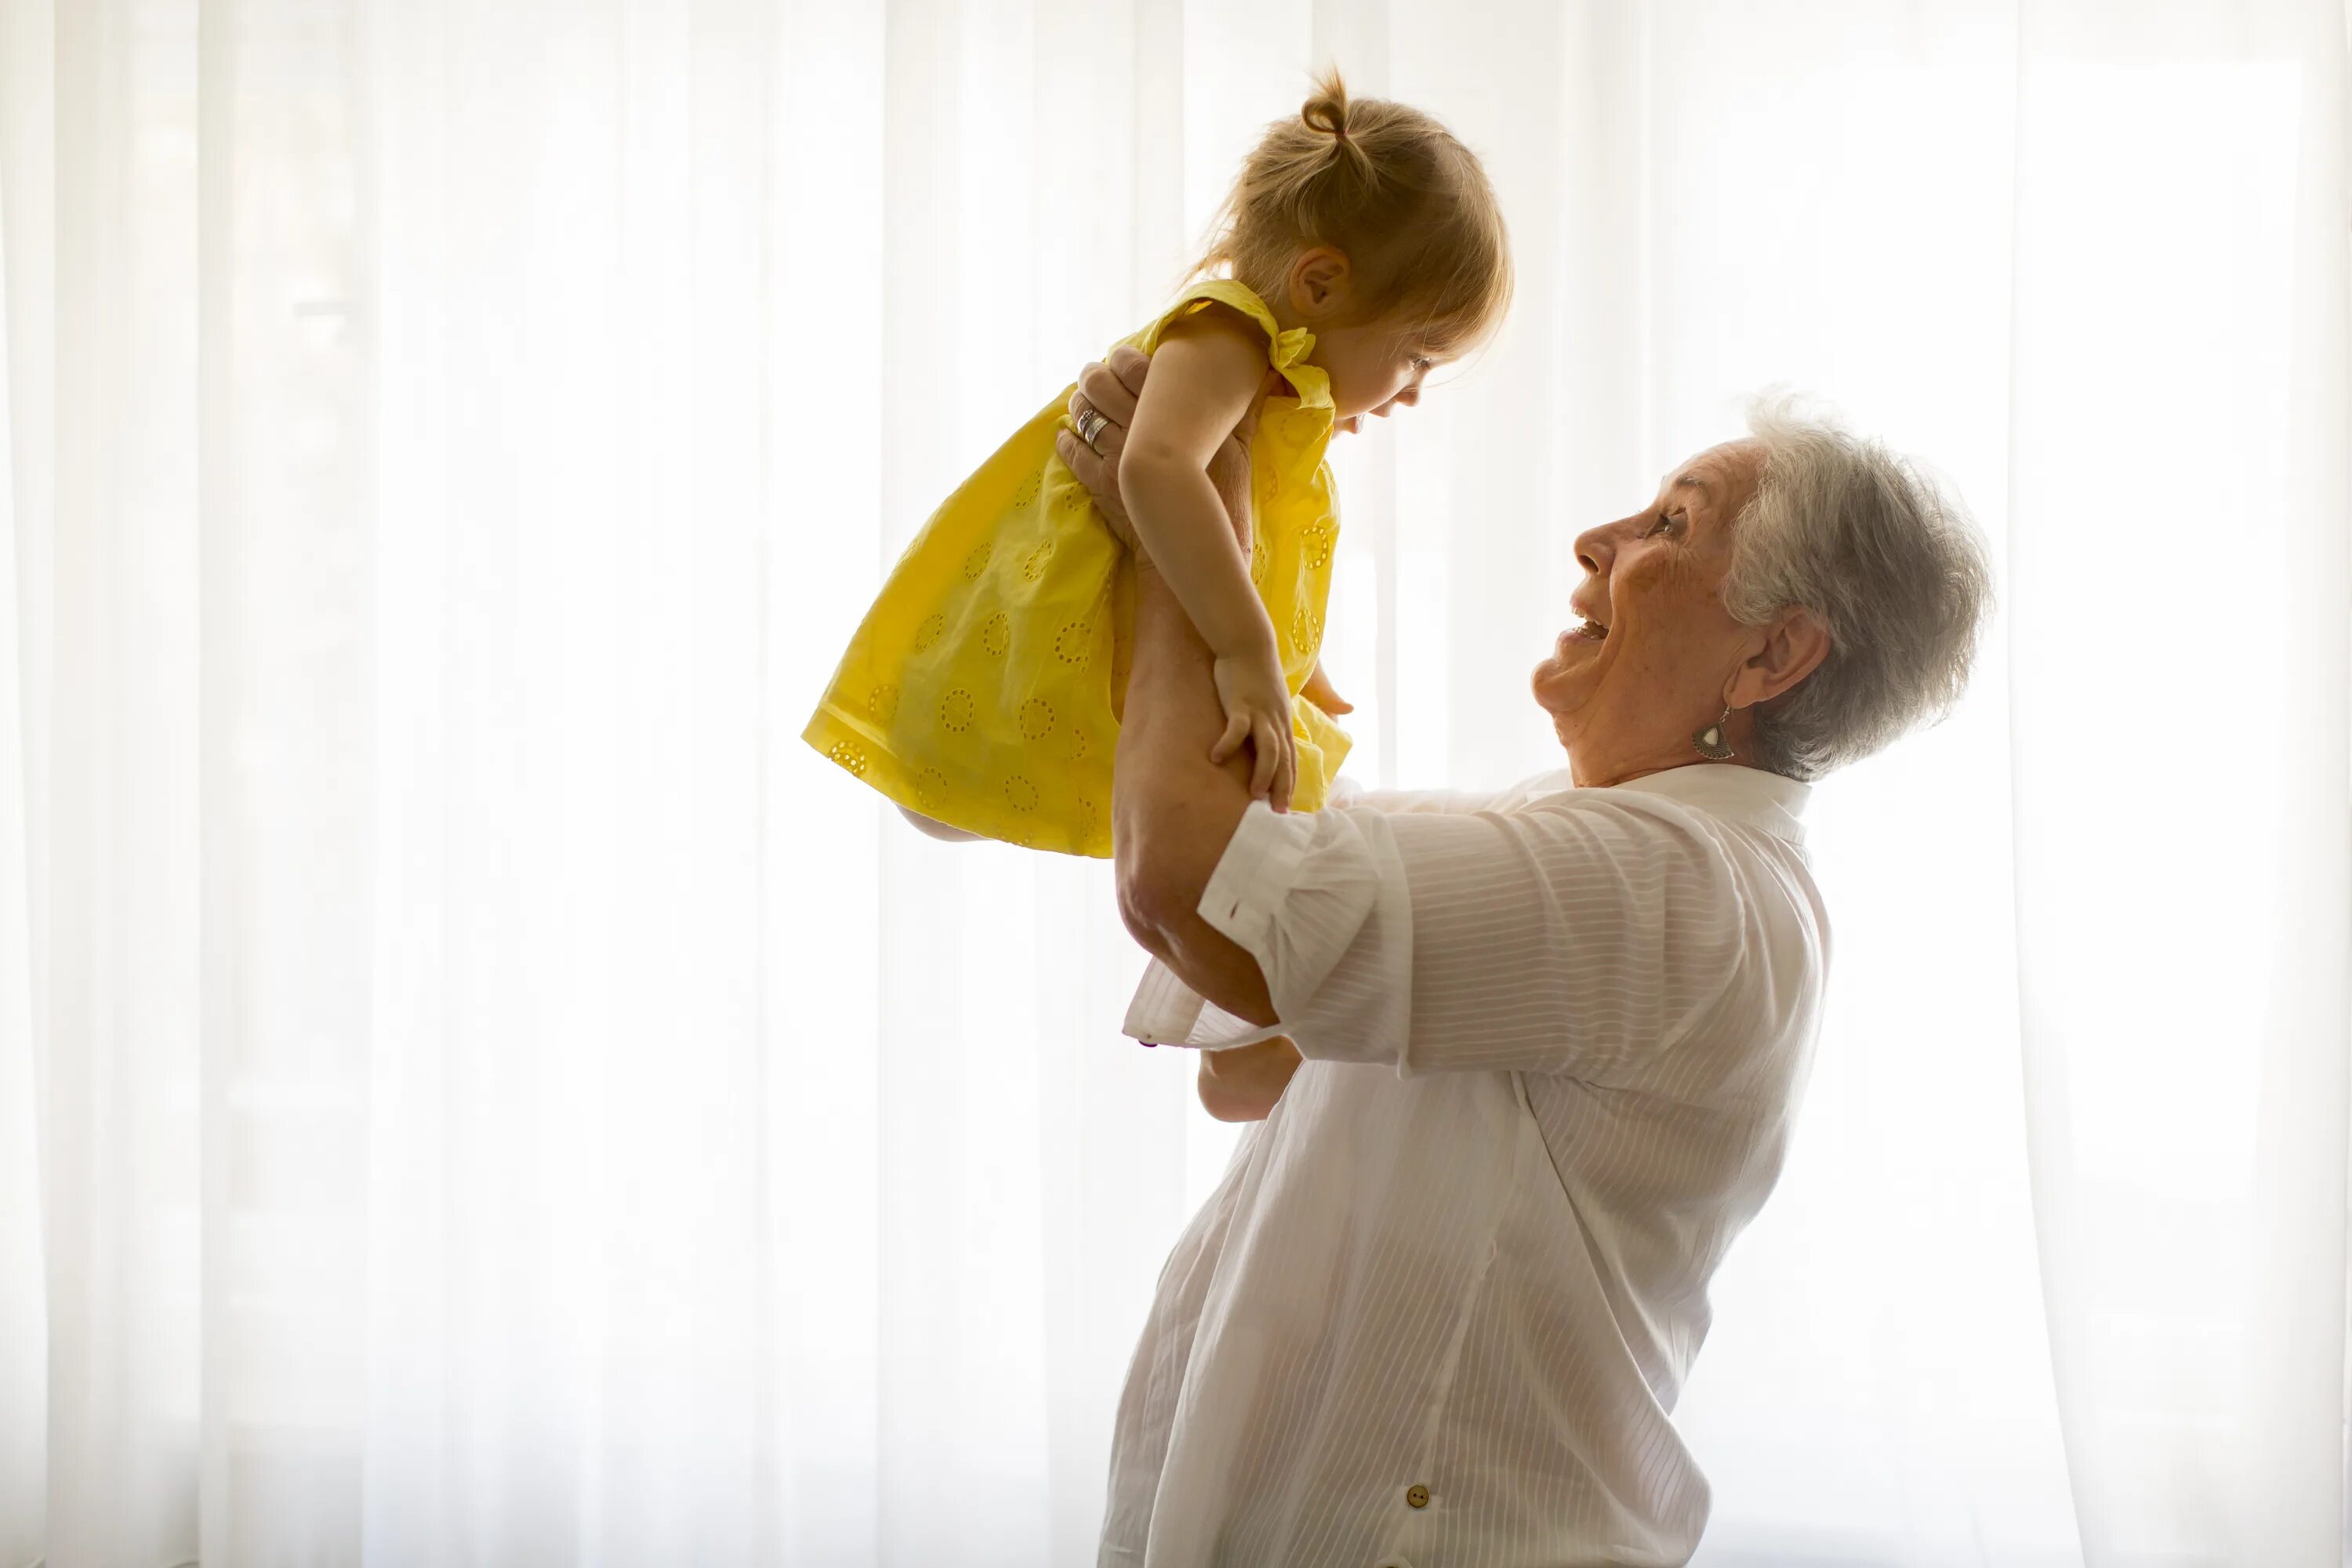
[1533,631,1602,693]
[1530,663,1583,713]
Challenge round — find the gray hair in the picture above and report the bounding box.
[1721,394,1995,782]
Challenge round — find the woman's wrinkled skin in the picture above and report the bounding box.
[1537,441,1828,789]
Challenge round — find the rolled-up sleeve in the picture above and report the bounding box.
[1122,792,1756,1083]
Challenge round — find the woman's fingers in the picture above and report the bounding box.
[1068,412,1123,469]
[1064,382,1127,471]
[1078,355,1143,426]
[1054,430,1106,499]
[1106,344,1151,400]
[1054,431,1137,546]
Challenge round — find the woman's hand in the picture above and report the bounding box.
[1054,347,1258,559]
[1196,1035,1305,1123]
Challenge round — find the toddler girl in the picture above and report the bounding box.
[803,72,1510,855]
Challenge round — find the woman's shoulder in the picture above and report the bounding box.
[1593,763,1812,853]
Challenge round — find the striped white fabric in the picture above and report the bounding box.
[1105,761,1831,1568]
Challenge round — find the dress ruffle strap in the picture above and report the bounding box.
[1163,278,1335,412]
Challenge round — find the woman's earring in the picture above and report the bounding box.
[1691,705,1735,760]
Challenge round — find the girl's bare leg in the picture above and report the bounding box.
[898,804,984,842]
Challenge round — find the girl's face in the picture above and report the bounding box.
[1272,247,1443,430]
[1312,318,1437,430]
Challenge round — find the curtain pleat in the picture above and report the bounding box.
[2008,3,2351,1564]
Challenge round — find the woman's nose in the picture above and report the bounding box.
[1575,511,1646,575]
[1573,524,1611,578]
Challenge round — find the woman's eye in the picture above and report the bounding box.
[1647,513,1678,537]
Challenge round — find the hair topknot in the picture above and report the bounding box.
[1300,76,1374,183]
[1195,68,1512,358]
[1301,85,1348,139]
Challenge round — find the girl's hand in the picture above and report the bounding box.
[1301,661,1353,716]
[1211,646,1298,811]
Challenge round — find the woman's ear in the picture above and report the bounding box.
[1730,608,1831,710]
[1287,247,1352,320]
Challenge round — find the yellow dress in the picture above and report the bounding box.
[801,278,1351,858]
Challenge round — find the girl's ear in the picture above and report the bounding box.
[1287,247,1352,319]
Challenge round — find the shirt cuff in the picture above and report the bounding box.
[1121,800,1311,1050]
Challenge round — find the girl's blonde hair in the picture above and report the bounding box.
[1196,69,1512,359]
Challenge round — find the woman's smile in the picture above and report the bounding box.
[1544,615,1610,671]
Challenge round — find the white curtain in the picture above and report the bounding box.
[2,2,2344,1565]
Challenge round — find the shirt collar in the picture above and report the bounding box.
[1599,761,1812,847]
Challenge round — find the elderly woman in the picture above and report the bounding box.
[1051,347,1992,1568]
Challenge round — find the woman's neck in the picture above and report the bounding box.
[1563,708,1752,789]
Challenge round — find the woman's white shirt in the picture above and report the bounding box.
[1106,762,1831,1568]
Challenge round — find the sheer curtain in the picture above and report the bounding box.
[2,2,2344,1566]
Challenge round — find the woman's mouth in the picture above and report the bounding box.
[1560,617,1609,648]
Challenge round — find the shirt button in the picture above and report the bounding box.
[1405,1483,1430,1508]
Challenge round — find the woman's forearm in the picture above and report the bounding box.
[1111,564,1257,923]
[1110,452,1277,1024]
